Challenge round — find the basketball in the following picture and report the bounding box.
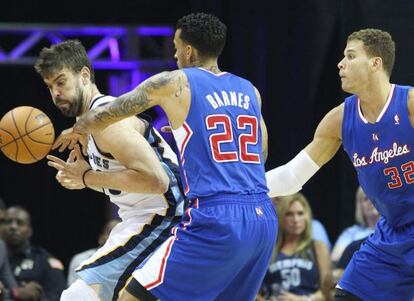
[0,106,55,164]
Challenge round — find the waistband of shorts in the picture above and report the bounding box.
[188,193,270,208]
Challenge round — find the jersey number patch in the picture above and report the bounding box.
[206,114,260,163]
[383,161,414,189]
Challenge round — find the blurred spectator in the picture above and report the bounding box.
[331,186,378,262]
[260,193,331,301]
[0,197,7,236]
[0,198,17,295]
[67,219,120,286]
[3,206,66,301]
[312,219,331,250]
[272,197,332,250]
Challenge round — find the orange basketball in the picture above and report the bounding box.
[0,106,55,164]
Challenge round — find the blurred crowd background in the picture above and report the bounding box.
[1,0,413,278]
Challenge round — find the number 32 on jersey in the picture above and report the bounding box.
[206,114,260,164]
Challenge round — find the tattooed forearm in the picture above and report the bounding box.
[92,71,178,124]
[94,88,150,124]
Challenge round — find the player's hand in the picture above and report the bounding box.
[47,144,92,190]
[73,107,107,135]
[52,127,88,155]
[17,281,43,300]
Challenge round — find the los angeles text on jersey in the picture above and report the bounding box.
[352,142,410,167]
[206,90,250,110]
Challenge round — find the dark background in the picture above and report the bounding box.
[1,0,414,271]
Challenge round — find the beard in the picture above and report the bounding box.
[56,86,84,117]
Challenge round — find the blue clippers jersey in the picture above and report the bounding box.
[342,84,414,227]
[171,67,268,199]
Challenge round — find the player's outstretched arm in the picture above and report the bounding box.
[74,70,184,135]
[266,104,343,197]
[82,117,169,194]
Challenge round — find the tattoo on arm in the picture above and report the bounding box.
[174,74,189,98]
[93,71,178,123]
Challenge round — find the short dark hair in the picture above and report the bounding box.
[34,39,95,82]
[7,205,31,226]
[347,28,395,76]
[176,12,227,58]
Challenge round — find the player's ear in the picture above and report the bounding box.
[371,57,383,72]
[188,45,199,64]
[80,66,90,84]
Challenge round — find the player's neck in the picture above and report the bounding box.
[195,58,221,74]
[357,79,392,123]
[82,84,101,114]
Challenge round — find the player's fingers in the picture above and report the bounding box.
[73,144,82,158]
[79,137,88,155]
[82,143,88,156]
[47,161,65,171]
[46,155,66,165]
[68,149,77,163]
[52,136,63,150]
[69,137,79,150]
[59,139,72,152]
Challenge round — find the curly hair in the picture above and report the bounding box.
[34,39,95,82]
[347,28,395,76]
[176,12,227,58]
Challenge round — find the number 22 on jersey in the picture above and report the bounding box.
[206,114,260,163]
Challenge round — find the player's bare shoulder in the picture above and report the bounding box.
[407,87,414,126]
[145,70,190,103]
[316,103,344,139]
[253,86,262,108]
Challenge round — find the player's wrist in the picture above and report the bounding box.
[82,167,93,188]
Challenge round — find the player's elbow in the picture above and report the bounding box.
[153,171,169,194]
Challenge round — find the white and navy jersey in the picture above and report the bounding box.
[172,67,268,199]
[87,95,184,221]
[261,243,319,297]
[342,84,414,227]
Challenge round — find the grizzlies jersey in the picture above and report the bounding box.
[87,95,184,220]
[262,244,319,297]
[171,67,268,199]
[342,84,414,227]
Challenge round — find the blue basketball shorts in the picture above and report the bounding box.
[132,193,278,301]
[339,216,414,301]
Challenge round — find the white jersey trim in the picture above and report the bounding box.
[357,84,395,124]
[197,67,228,76]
